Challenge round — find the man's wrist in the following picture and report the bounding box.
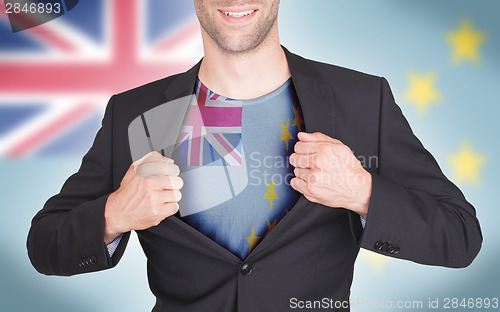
[104,193,126,244]
[349,170,372,219]
[104,223,123,245]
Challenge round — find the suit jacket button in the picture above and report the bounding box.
[387,244,395,254]
[393,245,400,254]
[89,256,97,265]
[240,263,253,276]
[381,242,389,252]
[374,241,383,251]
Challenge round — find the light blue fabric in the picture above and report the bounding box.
[106,234,122,257]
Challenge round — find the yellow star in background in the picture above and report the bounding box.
[446,18,486,64]
[404,71,441,115]
[292,104,305,131]
[448,141,486,185]
[265,218,277,237]
[359,249,389,274]
[279,119,294,151]
[245,227,260,253]
[263,179,279,209]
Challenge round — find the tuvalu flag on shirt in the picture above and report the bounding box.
[128,88,248,217]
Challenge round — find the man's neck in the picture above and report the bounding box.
[197,33,291,100]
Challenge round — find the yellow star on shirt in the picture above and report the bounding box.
[279,119,294,151]
[245,227,260,253]
[448,141,486,185]
[265,218,277,237]
[263,179,279,209]
[292,104,305,132]
[404,71,441,115]
[446,19,486,64]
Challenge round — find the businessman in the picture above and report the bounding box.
[27,1,482,311]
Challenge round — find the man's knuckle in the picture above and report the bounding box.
[166,202,179,215]
[313,156,323,168]
[162,177,173,189]
[173,190,182,202]
[309,174,317,184]
[312,172,324,185]
[166,176,179,189]
[175,176,184,189]
[138,162,152,171]
[167,163,180,176]
[305,181,313,193]
[340,145,352,156]
[317,144,329,154]
[141,177,156,189]
[309,168,319,178]
[294,142,303,153]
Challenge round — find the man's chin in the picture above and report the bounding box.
[220,45,259,55]
[215,35,268,55]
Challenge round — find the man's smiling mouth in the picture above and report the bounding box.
[220,10,256,18]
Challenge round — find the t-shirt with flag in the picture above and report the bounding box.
[171,77,305,260]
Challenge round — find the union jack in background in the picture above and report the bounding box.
[0,0,203,158]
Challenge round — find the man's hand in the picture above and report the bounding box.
[289,132,372,219]
[103,151,183,244]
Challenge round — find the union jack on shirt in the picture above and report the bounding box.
[173,79,243,167]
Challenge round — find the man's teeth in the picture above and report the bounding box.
[222,10,255,18]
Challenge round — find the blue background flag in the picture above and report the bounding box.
[1,0,498,310]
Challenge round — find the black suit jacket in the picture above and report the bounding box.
[27,47,482,312]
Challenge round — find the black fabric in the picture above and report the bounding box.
[27,47,482,311]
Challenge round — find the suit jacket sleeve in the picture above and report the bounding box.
[27,95,130,276]
[356,77,482,268]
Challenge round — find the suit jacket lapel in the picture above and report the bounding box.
[163,60,201,102]
[283,46,336,137]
